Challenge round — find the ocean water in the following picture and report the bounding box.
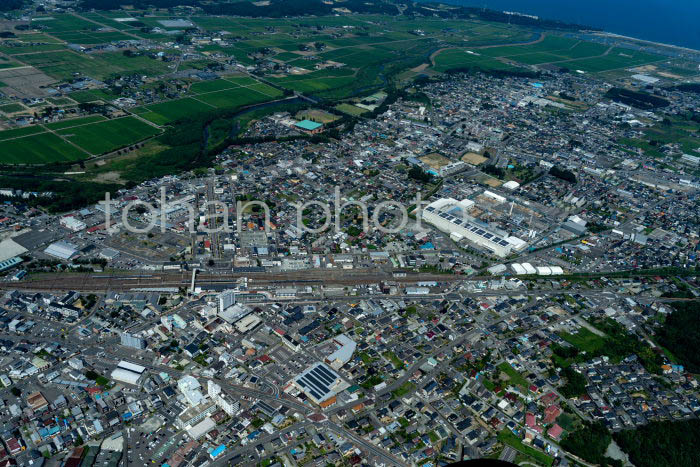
[429,0,700,51]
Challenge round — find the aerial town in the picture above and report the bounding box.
[0,1,699,467]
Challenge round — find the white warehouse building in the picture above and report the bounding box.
[421,198,527,258]
[110,360,146,386]
[44,241,79,260]
[60,216,87,232]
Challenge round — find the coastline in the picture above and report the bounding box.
[591,31,700,55]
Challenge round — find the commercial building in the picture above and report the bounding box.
[177,402,217,430]
[44,241,79,260]
[235,313,261,333]
[422,198,526,257]
[60,216,87,232]
[178,375,205,407]
[324,334,357,370]
[186,416,216,440]
[0,238,27,263]
[110,361,146,386]
[219,303,250,324]
[293,362,345,405]
[207,380,239,416]
[120,332,146,350]
[562,215,587,236]
[100,248,120,260]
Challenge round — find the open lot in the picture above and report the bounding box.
[461,152,488,165]
[0,66,57,98]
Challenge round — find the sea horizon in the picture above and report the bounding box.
[424,0,700,51]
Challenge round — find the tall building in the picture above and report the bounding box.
[120,332,146,350]
[207,380,239,416]
[218,290,236,313]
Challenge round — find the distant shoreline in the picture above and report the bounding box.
[423,0,700,53]
[591,31,700,55]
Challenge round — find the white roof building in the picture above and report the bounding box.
[60,216,87,232]
[0,238,27,263]
[110,361,146,386]
[178,375,205,407]
[324,335,357,370]
[422,198,525,257]
[186,416,216,440]
[44,241,78,260]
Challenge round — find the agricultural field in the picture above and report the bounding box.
[0,132,85,164]
[195,86,274,109]
[432,35,663,74]
[0,103,25,114]
[44,115,107,130]
[269,68,357,95]
[134,98,215,125]
[0,125,45,141]
[134,77,284,125]
[19,50,170,81]
[618,114,700,161]
[563,48,664,72]
[56,116,161,154]
[68,89,116,104]
[0,114,161,164]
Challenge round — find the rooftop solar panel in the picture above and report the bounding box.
[312,368,333,386]
[303,374,328,393]
[316,365,338,381]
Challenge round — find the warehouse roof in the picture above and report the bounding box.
[44,241,78,260]
[0,238,27,263]
[294,362,342,404]
[295,119,322,131]
[0,256,22,272]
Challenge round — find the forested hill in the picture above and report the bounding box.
[76,0,593,30]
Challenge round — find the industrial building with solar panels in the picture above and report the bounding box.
[421,197,528,258]
[292,362,346,405]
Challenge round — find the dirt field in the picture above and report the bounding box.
[420,152,451,170]
[295,109,340,124]
[461,152,488,165]
[0,66,57,98]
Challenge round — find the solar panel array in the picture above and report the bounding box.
[425,205,510,248]
[295,363,340,402]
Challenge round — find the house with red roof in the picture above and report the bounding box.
[547,423,564,440]
[543,405,561,424]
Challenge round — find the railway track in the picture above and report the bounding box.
[1,269,478,292]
